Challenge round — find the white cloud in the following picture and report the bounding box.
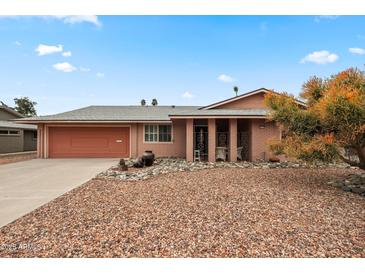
[349,47,365,55]
[182,92,194,99]
[80,67,91,72]
[314,15,340,23]
[0,16,101,27]
[96,72,105,78]
[53,16,101,27]
[35,44,63,56]
[62,51,72,57]
[218,74,234,83]
[14,41,21,46]
[53,62,77,72]
[300,50,339,64]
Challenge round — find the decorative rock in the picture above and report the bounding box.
[342,186,352,192]
[352,188,365,194]
[327,172,365,196]
[97,157,356,183]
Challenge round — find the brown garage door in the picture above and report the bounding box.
[48,127,130,158]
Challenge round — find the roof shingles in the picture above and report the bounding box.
[17,105,270,122]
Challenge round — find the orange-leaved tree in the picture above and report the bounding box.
[265,67,365,170]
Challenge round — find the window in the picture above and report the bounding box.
[0,130,20,135]
[33,131,38,139]
[144,124,172,143]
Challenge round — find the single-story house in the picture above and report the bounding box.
[0,104,37,154]
[17,88,305,162]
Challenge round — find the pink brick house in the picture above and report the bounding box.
[18,88,305,162]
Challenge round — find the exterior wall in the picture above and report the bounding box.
[0,109,20,121]
[37,124,44,158]
[23,130,37,151]
[0,128,24,153]
[39,121,187,159]
[136,119,187,158]
[250,119,281,161]
[213,92,266,109]
[130,124,138,158]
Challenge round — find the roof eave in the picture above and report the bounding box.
[14,119,173,124]
[169,115,267,119]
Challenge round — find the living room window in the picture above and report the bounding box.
[144,124,172,143]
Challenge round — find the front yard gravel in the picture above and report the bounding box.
[0,168,364,257]
[98,158,352,181]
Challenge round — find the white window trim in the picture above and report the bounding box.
[143,124,173,144]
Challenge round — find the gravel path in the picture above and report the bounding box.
[0,168,364,258]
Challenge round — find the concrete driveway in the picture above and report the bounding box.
[0,158,117,227]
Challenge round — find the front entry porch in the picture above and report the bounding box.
[186,118,253,162]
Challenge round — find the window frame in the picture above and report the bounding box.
[0,129,21,136]
[143,124,173,144]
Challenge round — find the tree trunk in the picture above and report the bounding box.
[339,146,365,170]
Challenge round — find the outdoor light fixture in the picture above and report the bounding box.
[259,123,266,129]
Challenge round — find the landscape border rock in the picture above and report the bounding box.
[327,173,365,196]
[97,157,354,182]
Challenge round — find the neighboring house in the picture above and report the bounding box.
[0,104,37,154]
[17,88,305,161]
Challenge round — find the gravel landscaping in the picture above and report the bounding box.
[98,158,352,181]
[0,167,364,258]
[327,173,365,196]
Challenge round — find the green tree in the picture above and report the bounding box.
[14,97,37,117]
[151,98,158,106]
[265,67,365,170]
[140,99,146,106]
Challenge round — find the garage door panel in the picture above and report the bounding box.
[71,137,109,148]
[49,127,130,158]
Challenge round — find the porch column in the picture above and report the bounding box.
[229,119,237,162]
[186,119,194,162]
[208,118,216,162]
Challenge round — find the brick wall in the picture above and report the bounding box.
[0,151,37,165]
[250,119,281,161]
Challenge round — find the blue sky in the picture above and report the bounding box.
[1,15,365,115]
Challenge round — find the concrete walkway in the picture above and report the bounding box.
[0,158,117,227]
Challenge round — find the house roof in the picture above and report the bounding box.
[200,87,306,110]
[17,106,201,122]
[0,121,36,130]
[16,88,305,123]
[0,104,25,118]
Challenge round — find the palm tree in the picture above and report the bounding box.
[140,99,146,106]
[152,98,158,106]
[233,86,239,97]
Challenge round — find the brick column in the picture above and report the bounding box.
[229,119,237,162]
[186,119,194,161]
[208,118,216,162]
